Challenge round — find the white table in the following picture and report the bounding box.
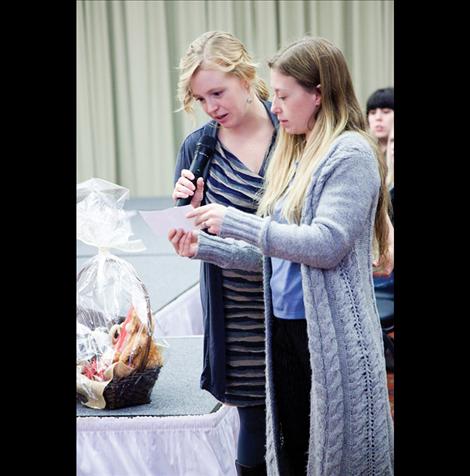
[77,336,240,476]
[77,404,240,476]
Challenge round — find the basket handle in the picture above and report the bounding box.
[134,274,153,373]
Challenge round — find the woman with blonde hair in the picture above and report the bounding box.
[169,31,278,475]
[174,36,394,475]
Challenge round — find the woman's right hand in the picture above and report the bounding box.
[168,228,199,258]
[172,169,205,208]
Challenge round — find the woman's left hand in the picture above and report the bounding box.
[186,203,227,235]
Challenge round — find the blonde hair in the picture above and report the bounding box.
[257,37,390,259]
[177,31,270,114]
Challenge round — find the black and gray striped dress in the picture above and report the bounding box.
[204,140,274,406]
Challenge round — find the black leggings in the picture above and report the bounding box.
[237,405,266,466]
[272,317,312,476]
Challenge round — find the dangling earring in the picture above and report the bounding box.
[246,95,253,104]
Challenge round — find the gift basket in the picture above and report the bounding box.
[76,178,164,409]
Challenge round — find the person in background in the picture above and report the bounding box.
[367,88,395,370]
[374,124,395,370]
[169,31,278,475]
[365,88,394,277]
[172,36,394,475]
[366,87,394,155]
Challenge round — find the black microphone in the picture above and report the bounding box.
[176,135,217,206]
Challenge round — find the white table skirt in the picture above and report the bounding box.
[153,284,203,337]
[77,404,240,476]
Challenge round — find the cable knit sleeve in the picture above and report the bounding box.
[220,143,380,269]
[193,231,263,271]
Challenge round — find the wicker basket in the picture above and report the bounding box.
[103,365,162,409]
[77,256,162,410]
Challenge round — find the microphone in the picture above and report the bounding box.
[176,135,217,207]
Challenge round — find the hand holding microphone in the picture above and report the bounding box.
[174,135,217,207]
[173,171,205,208]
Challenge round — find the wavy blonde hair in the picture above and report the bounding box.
[257,37,390,259]
[177,31,270,114]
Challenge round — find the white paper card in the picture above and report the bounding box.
[139,205,196,237]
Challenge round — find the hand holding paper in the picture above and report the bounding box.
[139,205,196,238]
[186,203,227,235]
[168,228,199,258]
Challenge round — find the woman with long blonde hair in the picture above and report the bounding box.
[175,36,394,475]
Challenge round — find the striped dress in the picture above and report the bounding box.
[204,140,274,406]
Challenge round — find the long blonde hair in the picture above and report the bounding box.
[177,31,270,114]
[385,126,394,190]
[257,37,390,259]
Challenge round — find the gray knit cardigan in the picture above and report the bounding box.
[194,131,394,475]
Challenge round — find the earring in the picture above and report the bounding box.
[246,96,253,104]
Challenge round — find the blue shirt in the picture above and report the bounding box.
[270,198,306,319]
